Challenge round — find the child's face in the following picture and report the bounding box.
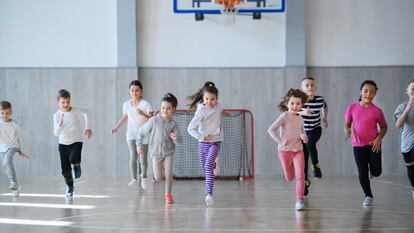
[301,79,317,97]
[0,108,12,122]
[129,85,142,100]
[286,97,302,113]
[203,92,217,108]
[161,101,175,119]
[360,84,377,104]
[407,82,414,98]
[58,97,71,112]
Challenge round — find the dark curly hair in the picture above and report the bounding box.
[278,88,307,112]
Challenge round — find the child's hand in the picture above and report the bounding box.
[85,129,93,139]
[370,138,382,153]
[137,109,146,116]
[406,96,414,112]
[299,107,314,116]
[223,111,230,117]
[59,114,64,126]
[18,151,29,159]
[111,127,118,134]
[203,135,213,141]
[137,146,143,155]
[344,127,352,140]
[170,132,177,141]
[322,118,328,128]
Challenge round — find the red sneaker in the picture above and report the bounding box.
[165,194,174,204]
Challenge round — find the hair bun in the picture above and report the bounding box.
[204,81,215,88]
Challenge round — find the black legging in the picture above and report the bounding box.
[59,142,83,187]
[303,126,322,180]
[353,146,382,198]
[402,147,414,188]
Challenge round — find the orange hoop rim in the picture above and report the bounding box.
[215,0,244,11]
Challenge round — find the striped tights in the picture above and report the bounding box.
[199,142,221,196]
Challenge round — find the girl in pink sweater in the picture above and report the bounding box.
[268,89,308,211]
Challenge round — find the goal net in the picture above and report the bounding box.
[172,109,254,179]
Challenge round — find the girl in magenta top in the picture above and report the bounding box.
[268,88,308,211]
[344,80,388,207]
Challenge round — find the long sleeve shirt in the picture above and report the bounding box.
[53,107,91,145]
[187,102,224,142]
[267,112,307,152]
[137,115,182,160]
[0,120,21,153]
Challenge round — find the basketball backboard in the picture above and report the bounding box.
[173,0,285,15]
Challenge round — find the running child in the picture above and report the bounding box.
[137,93,182,204]
[53,89,93,198]
[112,80,154,189]
[187,81,228,206]
[268,88,308,211]
[0,101,29,197]
[394,79,414,200]
[344,80,387,206]
[299,77,328,196]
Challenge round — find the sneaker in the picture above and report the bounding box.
[128,179,137,187]
[205,194,214,206]
[295,199,305,211]
[312,163,322,179]
[304,179,311,197]
[141,177,148,189]
[11,184,20,198]
[363,196,373,206]
[9,182,19,191]
[165,194,174,204]
[73,164,82,179]
[66,186,74,198]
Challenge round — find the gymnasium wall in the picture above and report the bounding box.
[0,0,414,178]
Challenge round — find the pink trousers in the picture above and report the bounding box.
[278,150,305,200]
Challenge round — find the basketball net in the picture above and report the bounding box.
[214,0,244,25]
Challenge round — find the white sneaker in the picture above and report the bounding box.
[295,199,305,211]
[363,196,373,206]
[128,179,137,187]
[141,177,148,189]
[205,195,214,206]
[12,184,20,198]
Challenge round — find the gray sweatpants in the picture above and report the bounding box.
[0,147,19,186]
[127,140,148,180]
[153,155,173,195]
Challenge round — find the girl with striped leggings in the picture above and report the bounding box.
[187,81,227,206]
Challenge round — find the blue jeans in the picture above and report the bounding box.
[0,147,20,185]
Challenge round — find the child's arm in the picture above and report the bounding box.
[53,113,64,136]
[137,109,151,120]
[301,124,308,144]
[371,123,388,153]
[16,125,29,159]
[136,118,154,154]
[78,108,93,139]
[112,114,128,134]
[322,106,328,128]
[344,122,352,140]
[187,110,204,140]
[170,122,183,144]
[395,97,414,129]
[267,115,284,144]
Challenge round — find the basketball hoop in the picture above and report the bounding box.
[214,0,244,24]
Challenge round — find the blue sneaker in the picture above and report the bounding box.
[66,186,74,198]
[73,164,82,179]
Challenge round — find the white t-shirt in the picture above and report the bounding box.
[122,99,153,143]
[0,120,20,153]
[53,107,91,145]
